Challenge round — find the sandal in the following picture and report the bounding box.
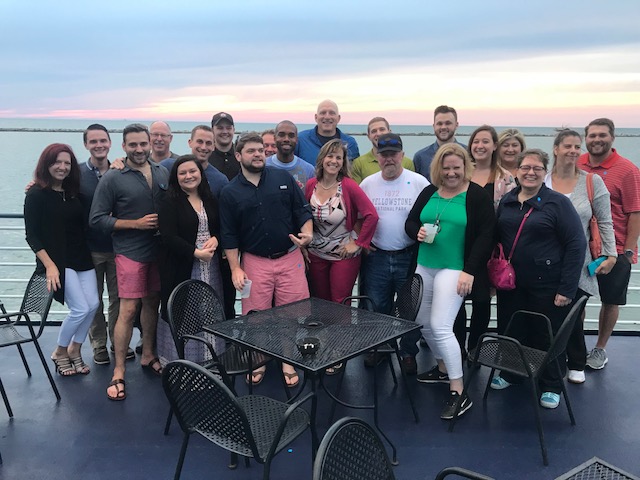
[283,371,299,388]
[70,356,90,375]
[51,356,77,376]
[107,379,126,401]
[246,367,266,386]
[325,363,343,376]
[141,357,163,377]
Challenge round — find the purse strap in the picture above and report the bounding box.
[586,173,595,213]
[508,206,534,261]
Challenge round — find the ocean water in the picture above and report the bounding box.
[1,117,638,215]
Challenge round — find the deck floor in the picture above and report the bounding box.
[0,329,639,480]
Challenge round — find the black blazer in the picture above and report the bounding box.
[158,193,220,315]
[405,182,496,300]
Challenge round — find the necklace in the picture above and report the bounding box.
[319,179,338,190]
[434,193,456,228]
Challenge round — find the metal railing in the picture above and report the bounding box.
[1,213,638,332]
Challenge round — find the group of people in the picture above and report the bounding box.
[23,100,639,420]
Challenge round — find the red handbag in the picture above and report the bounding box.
[586,173,602,260]
[488,207,533,290]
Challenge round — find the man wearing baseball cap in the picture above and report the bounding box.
[210,112,239,180]
[359,133,430,374]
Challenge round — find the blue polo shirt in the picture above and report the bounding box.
[219,166,312,257]
[161,158,229,199]
[413,140,467,181]
[295,126,360,165]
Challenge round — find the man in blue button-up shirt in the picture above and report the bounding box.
[219,132,312,387]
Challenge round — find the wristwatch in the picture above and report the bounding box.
[625,249,634,259]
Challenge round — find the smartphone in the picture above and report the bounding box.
[587,256,606,276]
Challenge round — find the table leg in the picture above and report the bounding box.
[310,375,319,458]
[372,348,399,465]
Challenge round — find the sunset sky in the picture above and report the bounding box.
[1,0,639,127]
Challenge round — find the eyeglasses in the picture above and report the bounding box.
[150,133,171,139]
[517,165,546,173]
[378,138,401,147]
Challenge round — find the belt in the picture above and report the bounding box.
[264,245,297,260]
[370,244,414,255]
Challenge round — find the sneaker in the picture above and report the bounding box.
[586,347,608,370]
[567,370,586,384]
[540,392,560,409]
[93,348,110,365]
[440,391,473,420]
[419,336,428,347]
[363,352,387,368]
[400,356,417,376]
[490,375,511,390]
[110,345,136,361]
[417,365,449,384]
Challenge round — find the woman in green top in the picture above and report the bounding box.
[405,143,495,420]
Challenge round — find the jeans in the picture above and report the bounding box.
[361,246,420,356]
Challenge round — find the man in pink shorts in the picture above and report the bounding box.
[90,123,169,400]
[219,132,313,387]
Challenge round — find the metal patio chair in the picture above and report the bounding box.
[313,417,396,480]
[449,296,588,466]
[163,279,270,435]
[0,272,60,417]
[162,360,314,480]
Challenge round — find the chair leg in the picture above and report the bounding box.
[174,433,190,480]
[263,453,274,480]
[164,407,173,435]
[31,338,61,401]
[554,359,576,426]
[483,368,496,400]
[528,376,548,466]
[0,376,13,418]
[393,349,419,422]
[328,364,346,424]
[387,353,398,386]
[16,344,32,377]
[228,452,238,469]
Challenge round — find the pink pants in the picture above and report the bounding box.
[241,249,309,314]
[307,252,361,304]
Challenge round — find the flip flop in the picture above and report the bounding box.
[141,357,163,377]
[283,371,299,388]
[325,363,343,376]
[107,379,126,401]
[70,356,90,375]
[246,367,266,386]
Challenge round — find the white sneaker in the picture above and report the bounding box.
[567,370,585,384]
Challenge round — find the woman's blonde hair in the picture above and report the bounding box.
[430,143,474,188]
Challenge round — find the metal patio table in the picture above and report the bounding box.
[204,296,421,464]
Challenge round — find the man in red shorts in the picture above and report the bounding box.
[90,123,170,400]
[578,118,640,369]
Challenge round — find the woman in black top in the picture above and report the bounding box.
[24,144,99,376]
[158,155,223,364]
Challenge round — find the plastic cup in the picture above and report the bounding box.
[241,279,252,299]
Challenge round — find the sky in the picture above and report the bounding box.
[1,0,639,127]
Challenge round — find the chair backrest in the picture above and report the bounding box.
[393,273,423,322]
[162,360,260,458]
[20,273,54,336]
[544,295,589,364]
[313,417,396,480]
[167,279,226,351]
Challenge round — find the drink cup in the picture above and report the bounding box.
[423,223,439,244]
[241,279,252,299]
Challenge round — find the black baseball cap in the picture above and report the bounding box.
[377,133,403,153]
[211,112,234,126]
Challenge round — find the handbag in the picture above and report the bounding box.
[585,173,602,260]
[487,206,533,290]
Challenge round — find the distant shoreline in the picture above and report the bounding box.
[2,128,639,138]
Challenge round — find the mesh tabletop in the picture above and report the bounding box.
[555,457,640,480]
[205,297,420,373]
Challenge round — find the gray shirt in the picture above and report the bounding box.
[89,160,169,262]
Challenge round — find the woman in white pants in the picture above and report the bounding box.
[405,143,495,420]
[25,144,100,376]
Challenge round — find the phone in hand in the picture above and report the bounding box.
[587,256,606,276]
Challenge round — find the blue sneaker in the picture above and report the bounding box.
[540,392,560,409]
[490,375,511,390]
